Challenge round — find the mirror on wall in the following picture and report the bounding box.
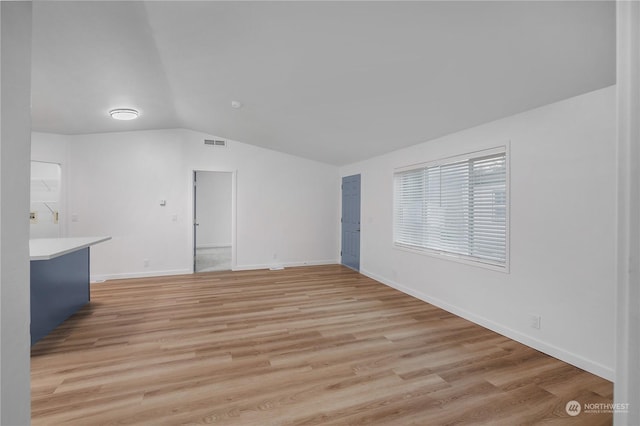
[30,161,62,238]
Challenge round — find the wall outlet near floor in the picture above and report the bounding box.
[529,314,541,329]
[143,259,150,268]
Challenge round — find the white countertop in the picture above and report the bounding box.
[30,237,111,261]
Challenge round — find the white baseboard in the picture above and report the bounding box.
[93,260,340,280]
[232,259,339,272]
[91,268,193,282]
[360,268,614,381]
[90,259,340,282]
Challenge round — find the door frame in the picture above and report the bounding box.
[191,169,237,272]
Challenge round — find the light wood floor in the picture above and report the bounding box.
[31,265,613,425]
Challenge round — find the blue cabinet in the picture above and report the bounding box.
[30,248,90,345]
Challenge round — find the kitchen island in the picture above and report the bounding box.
[30,236,111,345]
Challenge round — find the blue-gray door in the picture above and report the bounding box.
[341,174,361,271]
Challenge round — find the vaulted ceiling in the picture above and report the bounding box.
[31,1,615,165]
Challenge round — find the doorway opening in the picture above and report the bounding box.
[30,161,63,238]
[193,170,235,272]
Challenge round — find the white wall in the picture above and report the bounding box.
[0,2,32,424]
[615,2,640,423]
[340,86,617,380]
[32,131,68,164]
[195,171,232,248]
[61,128,338,279]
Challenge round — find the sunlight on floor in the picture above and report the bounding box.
[195,246,231,272]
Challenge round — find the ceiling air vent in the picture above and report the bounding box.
[204,139,227,147]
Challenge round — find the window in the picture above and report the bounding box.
[393,148,508,269]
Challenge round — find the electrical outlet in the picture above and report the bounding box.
[143,259,149,268]
[529,314,541,329]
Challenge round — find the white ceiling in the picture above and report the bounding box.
[31,1,615,166]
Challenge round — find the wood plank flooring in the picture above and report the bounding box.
[31,265,613,425]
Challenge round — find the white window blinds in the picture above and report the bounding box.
[393,149,508,268]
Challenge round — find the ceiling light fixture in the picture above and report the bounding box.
[231,100,242,109]
[109,108,139,120]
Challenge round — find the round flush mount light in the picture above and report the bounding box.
[230,100,242,109]
[109,108,139,120]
